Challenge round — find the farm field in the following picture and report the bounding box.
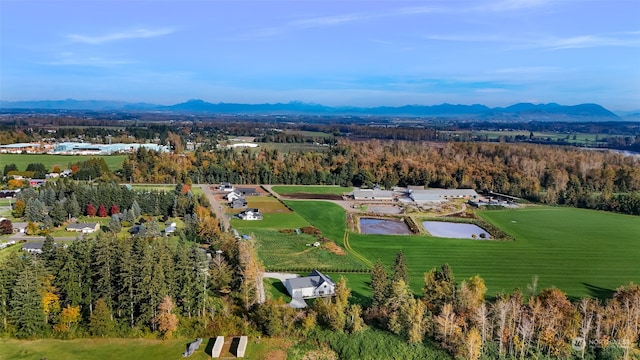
[0,154,127,172]
[285,201,639,299]
[230,212,309,230]
[282,201,346,243]
[245,196,291,213]
[272,185,352,196]
[252,228,365,271]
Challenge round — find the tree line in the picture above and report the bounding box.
[122,140,640,215]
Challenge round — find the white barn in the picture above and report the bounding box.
[284,270,335,299]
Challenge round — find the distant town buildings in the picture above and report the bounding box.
[0,141,168,155]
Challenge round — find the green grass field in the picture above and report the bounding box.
[0,154,127,172]
[283,201,346,243]
[251,228,364,271]
[272,185,352,196]
[0,337,285,360]
[282,201,640,300]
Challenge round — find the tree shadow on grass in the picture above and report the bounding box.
[582,283,615,300]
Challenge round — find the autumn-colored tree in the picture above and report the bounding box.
[153,295,179,339]
[97,204,108,217]
[86,203,97,217]
[460,327,483,360]
[12,199,26,218]
[0,219,12,235]
[53,304,80,334]
[41,275,60,325]
[7,178,24,189]
[110,204,120,215]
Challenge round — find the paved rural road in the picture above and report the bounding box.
[197,184,230,232]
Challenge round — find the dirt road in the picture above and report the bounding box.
[197,184,229,231]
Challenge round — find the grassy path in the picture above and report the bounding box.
[342,230,373,268]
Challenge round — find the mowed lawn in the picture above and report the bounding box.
[272,185,352,196]
[0,337,286,360]
[283,201,346,242]
[0,338,209,360]
[252,228,364,271]
[0,154,127,172]
[284,201,640,300]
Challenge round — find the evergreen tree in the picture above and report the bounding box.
[115,238,136,327]
[108,215,121,233]
[26,163,47,178]
[25,198,46,222]
[43,188,56,207]
[370,261,389,308]
[49,202,67,226]
[92,233,116,315]
[71,237,95,316]
[10,265,46,338]
[144,219,161,239]
[89,298,114,337]
[131,200,141,218]
[124,208,136,223]
[0,253,26,333]
[65,194,81,219]
[3,163,18,176]
[42,234,55,263]
[392,251,409,284]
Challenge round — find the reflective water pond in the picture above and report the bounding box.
[422,221,491,239]
[359,218,412,235]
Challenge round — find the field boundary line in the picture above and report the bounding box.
[343,230,373,268]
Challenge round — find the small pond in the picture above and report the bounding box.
[359,218,412,235]
[422,221,491,239]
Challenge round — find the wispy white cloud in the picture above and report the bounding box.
[494,66,562,74]
[481,0,550,12]
[292,14,365,28]
[535,34,640,49]
[44,52,131,66]
[67,28,174,45]
[424,31,640,49]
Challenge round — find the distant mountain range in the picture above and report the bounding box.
[0,98,629,121]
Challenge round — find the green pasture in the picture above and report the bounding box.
[283,201,346,243]
[441,130,608,145]
[282,201,640,299]
[348,206,640,299]
[0,337,281,360]
[272,185,352,196]
[252,228,364,271]
[0,154,127,172]
[283,130,334,138]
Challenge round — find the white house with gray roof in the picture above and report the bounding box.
[284,270,335,299]
[66,223,100,233]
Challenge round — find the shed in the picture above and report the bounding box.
[211,336,224,358]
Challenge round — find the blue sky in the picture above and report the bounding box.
[1,0,639,110]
